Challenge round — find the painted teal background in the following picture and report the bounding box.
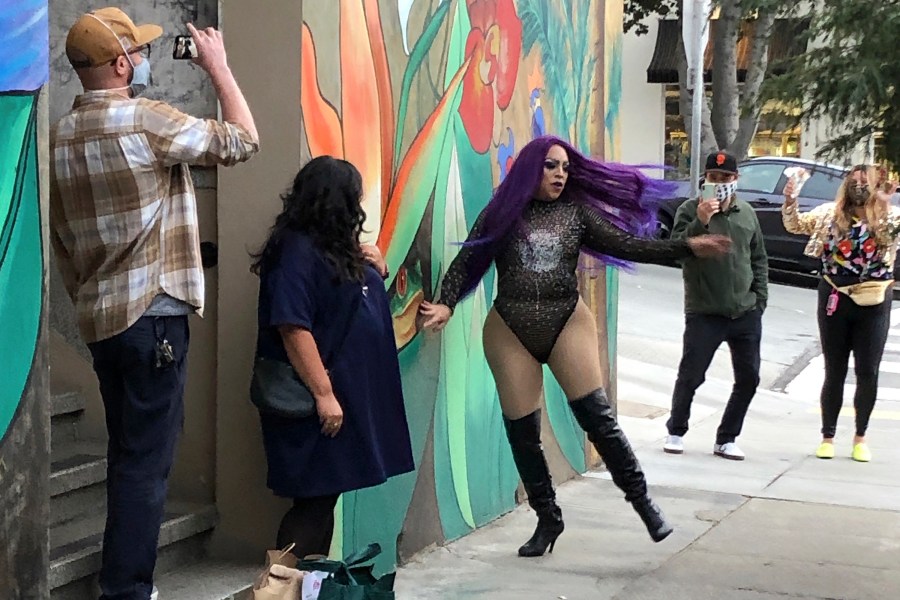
[0,0,47,441]
[0,94,42,441]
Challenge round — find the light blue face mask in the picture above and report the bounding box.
[87,13,152,97]
[123,52,151,97]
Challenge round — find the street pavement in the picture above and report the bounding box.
[394,265,900,599]
[616,263,821,391]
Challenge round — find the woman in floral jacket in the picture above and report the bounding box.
[783,166,900,462]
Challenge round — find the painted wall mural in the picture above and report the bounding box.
[603,0,624,371]
[300,0,614,572]
[0,0,47,442]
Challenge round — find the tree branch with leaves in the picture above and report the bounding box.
[626,0,797,161]
[766,0,900,166]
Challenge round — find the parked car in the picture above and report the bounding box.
[656,157,848,273]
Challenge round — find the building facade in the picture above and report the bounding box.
[1,1,629,595]
[620,17,871,174]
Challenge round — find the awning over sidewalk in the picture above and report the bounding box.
[646,18,809,84]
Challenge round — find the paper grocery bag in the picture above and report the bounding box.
[253,544,304,600]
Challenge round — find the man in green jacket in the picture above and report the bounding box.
[663,151,769,460]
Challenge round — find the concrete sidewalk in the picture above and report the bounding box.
[394,358,900,599]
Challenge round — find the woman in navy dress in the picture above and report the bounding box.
[251,156,415,558]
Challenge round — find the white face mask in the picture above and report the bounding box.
[715,181,737,202]
[86,13,151,97]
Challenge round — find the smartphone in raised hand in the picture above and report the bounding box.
[783,166,809,199]
[701,182,716,202]
[173,35,197,60]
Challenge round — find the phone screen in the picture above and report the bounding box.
[173,36,196,60]
[701,182,716,202]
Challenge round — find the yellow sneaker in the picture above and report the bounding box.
[815,442,835,459]
[852,443,871,463]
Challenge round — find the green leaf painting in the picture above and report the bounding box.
[301,0,615,575]
[0,94,42,442]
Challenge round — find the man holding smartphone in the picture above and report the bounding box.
[51,8,259,600]
[663,151,769,460]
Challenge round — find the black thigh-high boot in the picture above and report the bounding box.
[569,389,674,543]
[504,410,565,557]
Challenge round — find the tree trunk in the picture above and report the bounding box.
[676,16,717,162]
[731,10,777,159]
[711,0,742,150]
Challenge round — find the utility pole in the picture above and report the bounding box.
[683,0,712,197]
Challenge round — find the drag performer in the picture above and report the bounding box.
[419,136,730,557]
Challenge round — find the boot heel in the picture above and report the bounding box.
[518,520,564,557]
[504,411,565,558]
[632,496,674,542]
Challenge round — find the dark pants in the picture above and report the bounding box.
[667,309,762,445]
[88,316,189,600]
[817,279,891,438]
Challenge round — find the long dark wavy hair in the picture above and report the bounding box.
[833,164,889,243]
[453,135,675,300]
[251,156,367,282]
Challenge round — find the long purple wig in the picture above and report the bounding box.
[454,135,675,301]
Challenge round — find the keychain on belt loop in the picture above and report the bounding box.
[826,289,839,317]
[153,317,175,368]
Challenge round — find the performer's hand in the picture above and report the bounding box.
[688,235,731,258]
[418,301,452,332]
[361,244,388,278]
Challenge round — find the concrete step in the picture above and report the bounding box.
[152,561,259,600]
[52,391,86,418]
[50,444,107,527]
[50,391,86,453]
[50,503,218,599]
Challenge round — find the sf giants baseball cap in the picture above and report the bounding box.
[705,150,738,174]
[66,7,163,68]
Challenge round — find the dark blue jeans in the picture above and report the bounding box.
[88,316,189,600]
[666,309,762,445]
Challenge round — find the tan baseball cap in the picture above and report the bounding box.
[66,7,163,68]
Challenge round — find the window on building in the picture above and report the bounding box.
[663,86,802,180]
[663,85,693,179]
[747,110,801,159]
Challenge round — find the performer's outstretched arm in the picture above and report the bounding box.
[579,204,695,264]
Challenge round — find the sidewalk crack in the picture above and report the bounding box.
[761,455,805,492]
[736,587,842,600]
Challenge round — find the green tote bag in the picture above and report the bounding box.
[298,543,396,600]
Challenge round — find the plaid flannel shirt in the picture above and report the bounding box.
[50,90,259,343]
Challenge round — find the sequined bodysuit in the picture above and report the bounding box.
[439,199,694,363]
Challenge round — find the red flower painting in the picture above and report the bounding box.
[458,0,522,154]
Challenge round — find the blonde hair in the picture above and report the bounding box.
[832,165,889,244]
